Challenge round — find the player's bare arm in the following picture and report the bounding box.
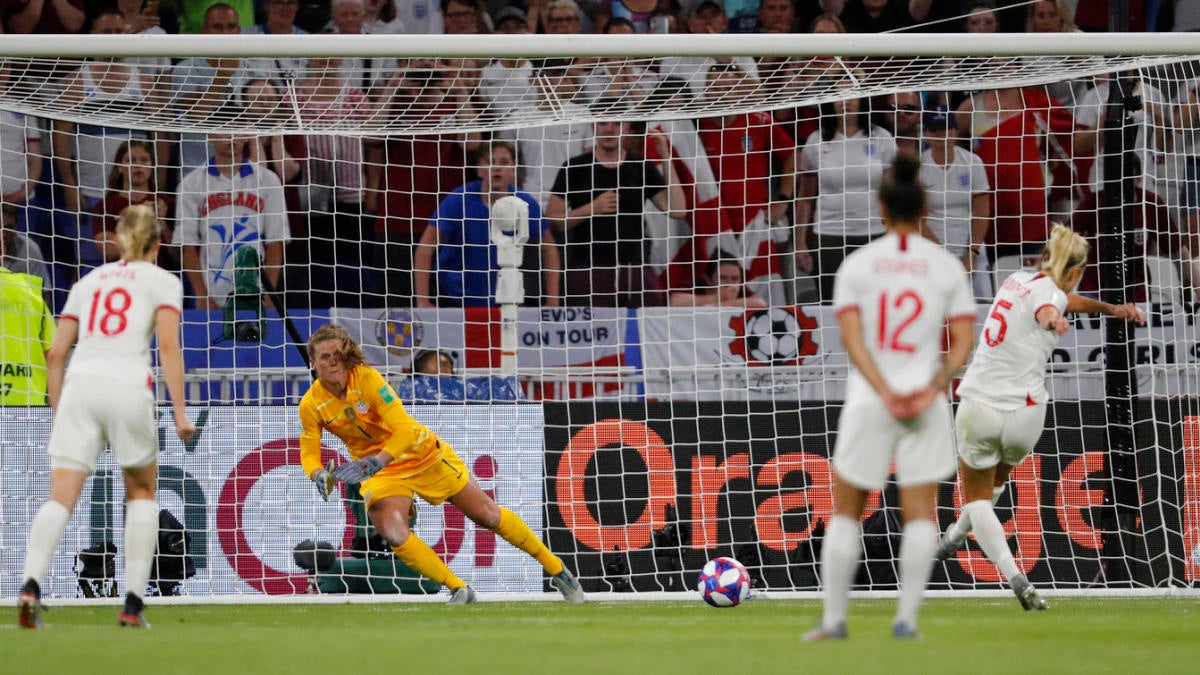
[836,307,907,418]
[1066,293,1146,325]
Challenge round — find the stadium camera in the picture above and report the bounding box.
[234,320,261,343]
[293,540,336,574]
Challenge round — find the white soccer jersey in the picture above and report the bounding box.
[833,232,976,398]
[60,261,183,385]
[175,160,290,303]
[957,271,1068,410]
[801,128,896,238]
[920,146,989,257]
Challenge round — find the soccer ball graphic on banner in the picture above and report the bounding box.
[697,557,752,607]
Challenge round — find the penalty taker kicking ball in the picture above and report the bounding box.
[697,557,751,608]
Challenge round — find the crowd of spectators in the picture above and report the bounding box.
[0,0,1195,316]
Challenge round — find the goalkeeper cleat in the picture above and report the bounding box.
[934,535,963,562]
[801,622,847,642]
[118,611,151,628]
[17,592,43,629]
[1012,575,1049,611]
[892,622,921,640]
[447,586,477,605]
[550,568,586,604]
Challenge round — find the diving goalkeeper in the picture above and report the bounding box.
[298,323,585,604]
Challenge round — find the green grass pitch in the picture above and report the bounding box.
[5,597,1198,674]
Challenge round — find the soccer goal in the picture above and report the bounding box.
[1,31,1199,602]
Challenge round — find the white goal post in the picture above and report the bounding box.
[1,31,1199,602]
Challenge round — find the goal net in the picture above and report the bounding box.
[1,32,1199,601]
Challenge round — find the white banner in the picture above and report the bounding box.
[639,304,1200,400]
[0,405,546,598]
[330,307,627,372]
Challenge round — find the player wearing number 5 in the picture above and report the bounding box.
[805,154,976,641]
[18,204,197,629]
[299,324,585,604]
[936,223,1145,609]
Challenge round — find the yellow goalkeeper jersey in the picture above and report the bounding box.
[299,364,442,480]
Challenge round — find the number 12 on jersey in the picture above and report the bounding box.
[877,289,924,353]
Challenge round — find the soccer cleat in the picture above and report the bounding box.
[1012,575,1049,611]
[17,593,43,629]
[447,586,477,605]
[118,611,151,628]
[933,535,963,562]
[892,622,921,639]
[550,568,586,604]
[801,622,847,642]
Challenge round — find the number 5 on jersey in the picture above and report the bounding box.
[984,299,1013,347]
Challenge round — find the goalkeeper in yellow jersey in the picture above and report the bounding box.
[298,324,585,604]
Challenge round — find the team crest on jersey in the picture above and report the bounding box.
[414,2,428,18]
[864,143,878,157]
[728,306,818,366]
[355,400,370,415]
[740,135,754,153]
[958,174,971,188]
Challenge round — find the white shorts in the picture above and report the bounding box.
[955,398,1047,470]
[832,393,957,490]
[48,373,158,472]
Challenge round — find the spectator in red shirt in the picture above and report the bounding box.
[698,62,795,304]
[955,87,1081,261]
[370,59,479,307]
[2,0,84,34]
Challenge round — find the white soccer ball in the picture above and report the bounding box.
[697,556,752,608]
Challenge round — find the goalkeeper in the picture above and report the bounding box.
[298,323,585,604]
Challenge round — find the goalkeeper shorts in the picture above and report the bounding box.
[359,444,470,508]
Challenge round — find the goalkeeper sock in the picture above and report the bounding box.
[123,499,158,601]
[964,500,1020,581]
[493,508,564,575]
[820,515,861,629]
[894,519,937,628]
[22,500,70,587]
[393,534,467,590]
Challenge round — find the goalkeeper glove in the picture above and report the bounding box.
[314,459,336,501]
[332,454,386,483]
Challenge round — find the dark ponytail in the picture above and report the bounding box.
[879,152,925,223]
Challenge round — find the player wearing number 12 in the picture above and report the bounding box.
[298,324,585,603]
[805,154,976,641]
[18,204,197,630]
[936,223,1145,609]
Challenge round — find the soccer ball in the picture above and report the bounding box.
[697,557,751,608]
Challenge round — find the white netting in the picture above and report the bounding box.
[1,33,1198,601]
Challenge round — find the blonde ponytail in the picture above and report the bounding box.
[1040,223,1088,285]
[115,204,161,261]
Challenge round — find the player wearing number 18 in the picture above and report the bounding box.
[936,223,1145,610]
[299,324,585,604]
[804,153,976,641]
[18,204,197,630]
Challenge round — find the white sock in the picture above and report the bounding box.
[964,499,1020,581]
[945,507,973,546]
[992,485,1006,504]
[820,515,861,629]
[895,519,937,628]
[123,500,159,601]
[22,500,71,588]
